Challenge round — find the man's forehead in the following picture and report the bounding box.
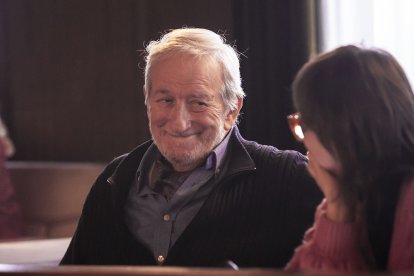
[151,88,215,99]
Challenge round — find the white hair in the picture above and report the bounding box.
[144,28,245,113]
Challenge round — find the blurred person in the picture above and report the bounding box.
[286,45,414,271]
[61,28,322,267]
[0,116,23,240]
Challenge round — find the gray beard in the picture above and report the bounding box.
[150,125,227,171]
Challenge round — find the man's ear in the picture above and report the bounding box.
[224,97,243,131]
[143,86,148,105]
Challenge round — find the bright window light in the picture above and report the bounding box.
[320,0,414,86]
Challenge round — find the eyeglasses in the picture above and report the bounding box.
[287,112,305,142]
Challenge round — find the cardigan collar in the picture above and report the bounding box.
[107,126,256,221]
[105,126,256,263]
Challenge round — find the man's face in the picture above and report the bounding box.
[145,54,241,172]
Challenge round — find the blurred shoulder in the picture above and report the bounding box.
[242,138,307,169]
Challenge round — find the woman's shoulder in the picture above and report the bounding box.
[398,176,414,207]
[388,176,414,270]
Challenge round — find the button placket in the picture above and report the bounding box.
[163,213,171,222]
[157,255,165,264]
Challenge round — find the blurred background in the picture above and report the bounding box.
[0,0,413,163]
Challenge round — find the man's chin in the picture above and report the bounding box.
[164,151,206,168]
[167,153,196,165]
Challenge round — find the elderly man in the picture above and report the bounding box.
[61,28,321,268]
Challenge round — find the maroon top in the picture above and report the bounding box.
[0,140,23,240]
[286,178,414,271]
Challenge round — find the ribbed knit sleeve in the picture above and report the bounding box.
[285,199,369,271]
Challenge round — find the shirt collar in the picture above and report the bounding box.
[205,127,232,172]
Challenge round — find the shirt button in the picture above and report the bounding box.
[163,214,170,222]
[157,255,165,264]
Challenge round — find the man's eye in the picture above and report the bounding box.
[157,98,173,104]
[190,101,208,112]
[194,101,207,106]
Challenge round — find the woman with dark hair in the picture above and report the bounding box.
[285,45,414,271]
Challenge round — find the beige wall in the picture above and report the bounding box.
[7,161,105,238]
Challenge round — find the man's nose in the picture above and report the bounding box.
[170,102,191,131]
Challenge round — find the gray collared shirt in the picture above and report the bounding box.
[124,130,231,263]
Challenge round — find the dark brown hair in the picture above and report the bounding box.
[292,45,414,269]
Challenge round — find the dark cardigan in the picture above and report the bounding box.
[61,127,322,268]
